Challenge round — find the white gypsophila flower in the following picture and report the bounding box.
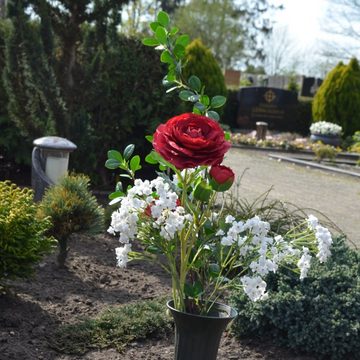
[245,216,270,237]
[241,276,268,301]
[315,225,332,262]
[216,229,225,236]
[310,121,342,136]
[221,236,236,246]
[297,247,312,280]
[250,256,277,276]
[115,244,132,268]
[307,214,319,230]
[225,215,235,224]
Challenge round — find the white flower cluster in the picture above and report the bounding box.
[109,177,191,267]
[219,214,332,302]
[310,121,342,136]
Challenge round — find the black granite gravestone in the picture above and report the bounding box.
[236,87,298,130]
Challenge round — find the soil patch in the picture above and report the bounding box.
[1,234,315,360]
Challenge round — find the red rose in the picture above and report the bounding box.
[209,165,235,192]
[153,113,231,170]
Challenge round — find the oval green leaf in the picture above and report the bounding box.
[207,110,220,121]
[123,144,135,160]
[155,26,167,44]
[176,34,190,48]
[160,50,173,64]
[142,37,159,47]
[179,90,195,101]
[157,11,170,27]
[107,150,123,162]
[130,155,141,172]
[188,75,201,92]
[211,95,227,108]
[105,158,120,169]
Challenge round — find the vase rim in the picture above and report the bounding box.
[166,299,238,320]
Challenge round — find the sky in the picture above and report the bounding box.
[271,0,328,49]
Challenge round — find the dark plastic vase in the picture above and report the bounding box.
[167,300,238,360]
[310,133,341,146]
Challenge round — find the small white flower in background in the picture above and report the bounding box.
[115,244,132,268]
[297,247,312,280]
[241,276,268,301]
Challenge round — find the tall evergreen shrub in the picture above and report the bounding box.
[183,39,227,100]
[312,59,360,136]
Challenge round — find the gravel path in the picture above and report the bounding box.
[225,147,360,248]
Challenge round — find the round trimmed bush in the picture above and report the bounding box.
[230,236,360,360]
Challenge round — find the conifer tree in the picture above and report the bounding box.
[312,58,360,136]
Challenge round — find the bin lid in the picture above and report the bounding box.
[33,136,77,151]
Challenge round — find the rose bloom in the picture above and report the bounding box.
[153,113,231,169]
[209,165,235,192]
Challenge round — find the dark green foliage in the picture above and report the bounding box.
[230,237,360,360]
[3,2,66,139]
[313,58,360,137]
[183,39,227,100]
[39,174,104,266]
[0,181,55,282]
[50,298,172,354]
[73,29,179,182]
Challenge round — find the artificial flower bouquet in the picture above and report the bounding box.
[106,11,332,315]
[310,121,342,136]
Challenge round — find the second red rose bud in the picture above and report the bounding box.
[209,165,235,192]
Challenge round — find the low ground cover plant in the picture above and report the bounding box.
[0,181,55,283]
[50,298,172,355]
[38,174,104,267]
[230,236,360,360]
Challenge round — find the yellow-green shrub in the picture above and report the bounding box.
[0,181,55,281]
[39,174,104,267]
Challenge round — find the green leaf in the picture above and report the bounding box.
[150,22,160,32]
[160,50,173,64]
[145,135,153,143]
[179,90,195,101]
[109,190,124,200]
[145,152,158,164]
[155,26,167,44]
[200,95,210,106]
[123,144,135,160]
[192,107,202,115]
[169,26,179,35]
[157,11,170,27]
[176,34,190,48]
[211,95,227,108]
[107,150,123,162]
[147,245,160,254]
[207,110,220,121]
[208,263,220,278]
[194,102,206,112]
[142,37,159,47]
[173,44,185,59]
[188,75,201,92]
[225,131,231,141]
[130,155,141,172]
[105,158,120,169]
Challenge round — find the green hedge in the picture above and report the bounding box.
[230,236,360,360]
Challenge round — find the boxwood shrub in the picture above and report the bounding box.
[230,236,360,360]
[0,181,55,281]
